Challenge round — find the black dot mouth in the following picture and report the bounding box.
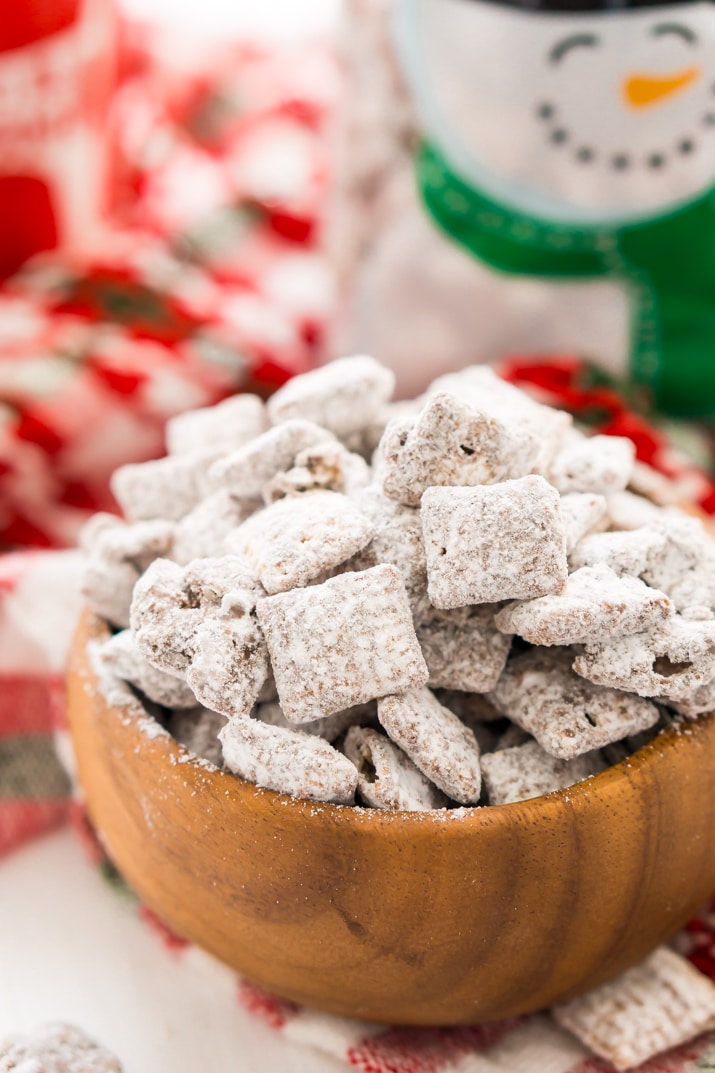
[535,100,709,172]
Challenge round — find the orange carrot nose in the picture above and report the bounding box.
[623,66,700,108]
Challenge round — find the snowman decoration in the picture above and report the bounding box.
[393,0,715,416]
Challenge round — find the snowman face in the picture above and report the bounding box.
[394,0,715,223]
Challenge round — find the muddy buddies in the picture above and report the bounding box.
[80,353,715,814]
[78,354,715,1067]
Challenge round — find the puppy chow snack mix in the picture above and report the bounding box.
[82,355,715,811]
[421,477,568,608]
[0,1023,123,1073]
[553,947,715,1070]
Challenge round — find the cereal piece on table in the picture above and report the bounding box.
[219,715,358,804]
[0,1023,123,1073]
[111,450,219,522]
[344,726,447,810]
[225,490,374,595]
[573,615,715,702]
[422,477,568,608]
[169,706,227,766]
[378,392,537,507]
[416,604,512,692]
[97,630,198,709]
[165,393,268,455]
[345,485,430,620]
[264,439,371,502]
[378,687,482,804]
[548,432,635,495]
[489,649,660,759]
[209,419,334,500]
[481,740,605,806]
[641,514,715,612]
[433,689,504,724]
[130,556,269,718]
[559,492,608,553]
[569,526,667,577]
[254,700,376,742]
[494,565,673,647]
[429,365,572,474]
[171,490,255,565]
[605,489,664,530]
[267,354,395,440]
[256,565,428,723]
[553,946,715,1071]
[80,514,174,628]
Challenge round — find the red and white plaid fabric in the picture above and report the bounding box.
[0,18,338,551]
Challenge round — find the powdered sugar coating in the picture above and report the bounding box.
[553,947,715,1071]
[559,493,608,553]
[344,726,447,810]
[421,477,568,608]
[605,490,664,531]
[344,486,430,620]
[573,615,715,702]
[378,392,537,507]
[0,1023,123,1073]
[481,740,605,806]
[669,674,715,717]
[494,565,673,647]
[569,526,667,577]
[81,515,175,628]
[171,490,255,565]
[209,419,335,500]
[219,715,358,803]
[267,354,395,439]
[256,565,428,723]
[416,603,512,692]
[165,393,268,455]
[428,365,571,475]
[641,514,715,612]
[490,649,660,759]
[185,614,270,719]
[97,630,197,709]
[548,433,635,494]
[111,450,219,522]
[264,439,371,502]
[225,490,374,594]
[378,687,482,804]
[130,556,269,718]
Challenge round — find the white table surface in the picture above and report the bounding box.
[0,829,348,1072]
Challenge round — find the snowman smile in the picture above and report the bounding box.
[536,96,713,172]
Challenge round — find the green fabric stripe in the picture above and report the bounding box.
[0,736,72,800]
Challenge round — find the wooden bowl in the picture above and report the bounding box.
[68,608,715,1026]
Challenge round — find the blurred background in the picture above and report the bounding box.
[121,0,340,37]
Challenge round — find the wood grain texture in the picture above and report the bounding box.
[68,608,715,1025]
